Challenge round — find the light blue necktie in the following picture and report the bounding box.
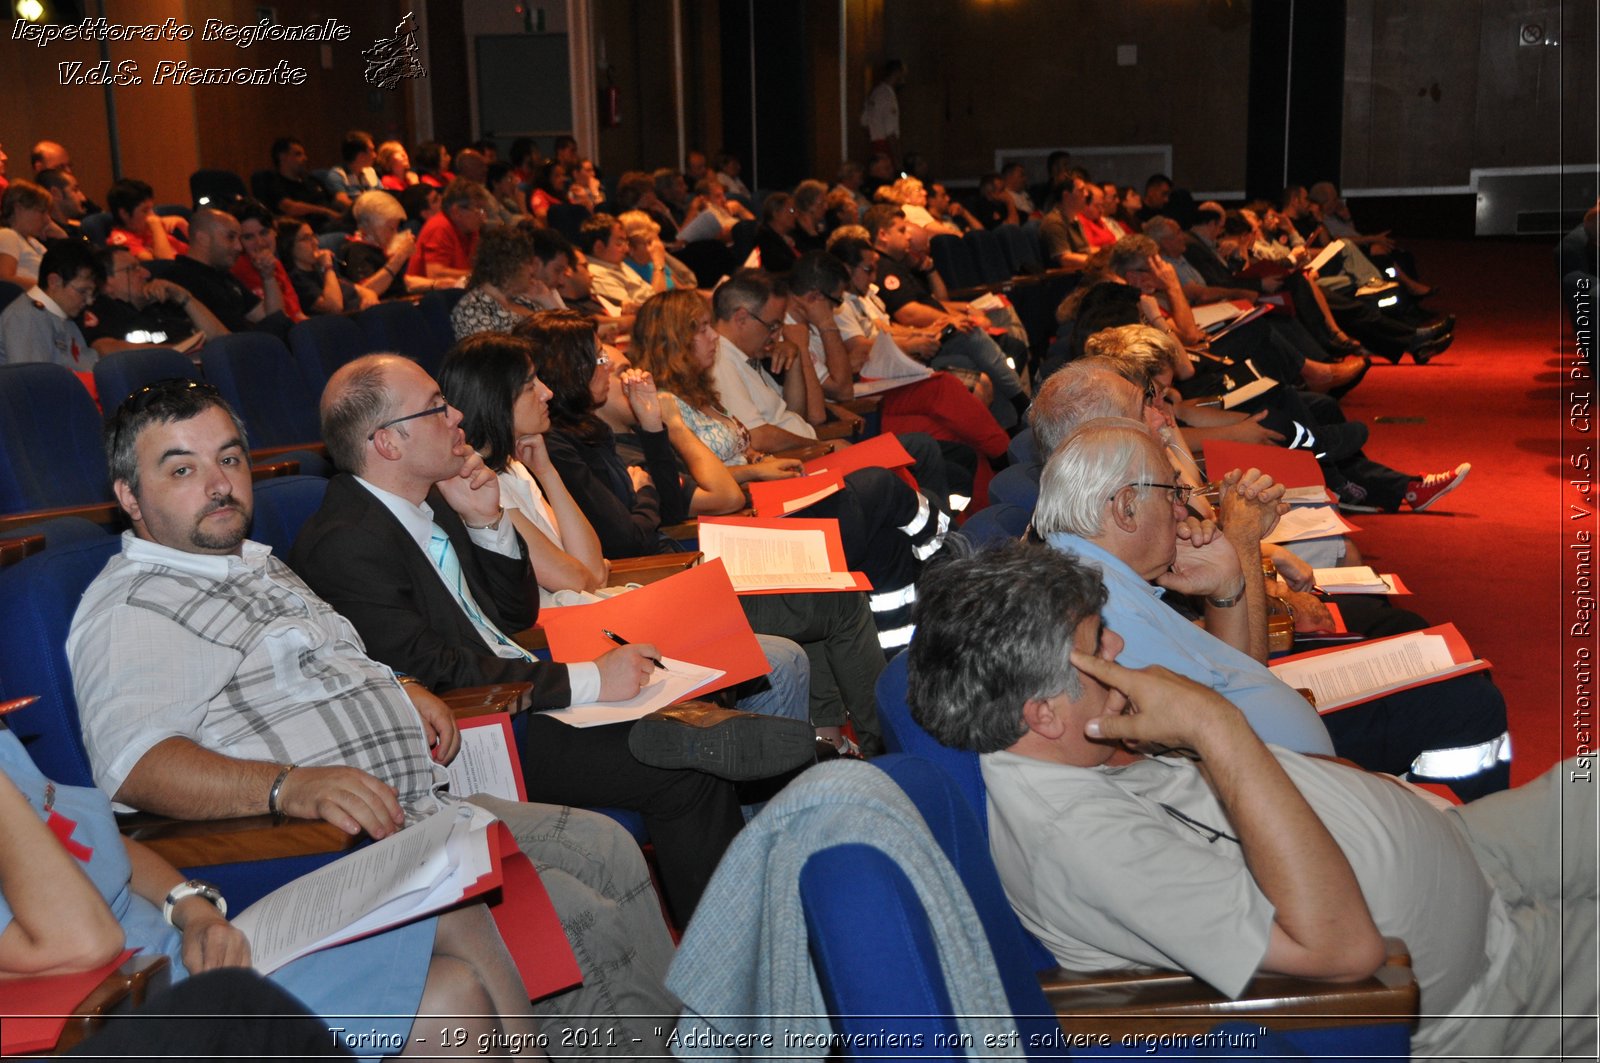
[427,527,533,661]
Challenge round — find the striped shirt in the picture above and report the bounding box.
[70,532,443,810]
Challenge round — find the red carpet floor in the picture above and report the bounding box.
[1334,238,1575,783]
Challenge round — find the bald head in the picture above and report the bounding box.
[31,140,68,174]
[1031,359,1144,459]
[321,354,404,475]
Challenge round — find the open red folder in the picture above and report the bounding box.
[475,821,583,1001]
[538,559,769,688]
[748,469,845,516]
[697,515,872,595]
[451,715,580,999]
[1201,439,1327,492]
[2,948,137,1056]
[803,432,916,477]
[1268,622,1491,714]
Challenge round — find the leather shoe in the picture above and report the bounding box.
[628,704,817,781]
[1302,355,1369,394]
[1411,333,1454,365]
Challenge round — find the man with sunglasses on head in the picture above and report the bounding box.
[68,378,685,1055]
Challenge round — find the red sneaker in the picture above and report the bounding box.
[1403,463,1471,512]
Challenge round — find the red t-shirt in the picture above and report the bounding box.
[108,225,189,259]
[408,212,475,278]
[231,254,306,322]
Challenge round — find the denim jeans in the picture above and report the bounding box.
[468,796,681,1060]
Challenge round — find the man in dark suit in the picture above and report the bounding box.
[290,353,758,921]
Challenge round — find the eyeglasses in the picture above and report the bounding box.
[745,309,783,334]
[109,379,223,455]
[820,291,843,308]
[1110,481,1193,506]
[368,399,451,440]
[108,261,144,278]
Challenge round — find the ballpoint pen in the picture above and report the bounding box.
[601,628,666,669]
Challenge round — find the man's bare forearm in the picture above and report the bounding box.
[117,737,285,819]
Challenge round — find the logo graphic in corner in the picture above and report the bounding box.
[364,12,426,90]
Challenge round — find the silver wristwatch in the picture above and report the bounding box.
[163,879,227,925]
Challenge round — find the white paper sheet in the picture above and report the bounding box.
[233,804,497,974]
[1311,566,1389,593]
[858,331,934,382]
[1268,632,1480,711]
[1307,239,1346,274]
[544,655,725,728]
[697,522,856,591]
[447,723,522,803]
[1220,376,1279,409]
[1263,505,1350,544]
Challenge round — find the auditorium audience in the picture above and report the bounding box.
[325,129,380,197]
[258,137,345,231]
[106,178,186,261]
[85,246,227,353]
[36,166,87,240]
[408,179,489,282]
[230,198,304,323]
[0,180,52,287]
[0,238,100,377]
[375,140,416,191]
[276,218,364,315]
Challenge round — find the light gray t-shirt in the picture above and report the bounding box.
[982,747,1514,1053]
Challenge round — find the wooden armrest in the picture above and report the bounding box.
[660,520,700,542]
[0,501,123,534]
[250,459,299,480]
[609,551,702,584]
[513,625,549,652]
[54,954,173,1054]
[440,682,534,718]
[249,442,330,461]
[771,443,830,463]
[117,811,360,869]
[1038,938,1418,1035]
[836,396,882,417]
[0,533,46,567]
[816,419,860,442]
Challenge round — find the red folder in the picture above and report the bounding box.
[1201,439,1326,491]
[748,469,845,516]
[1269,622,1491,714]
[538,559,769,687]
[473,822,583,1001]
[698,516,872,595]
[803,432,915,477]
[2,949,137,1056]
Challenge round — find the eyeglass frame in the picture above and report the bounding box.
[368,400,451,440]
[1109,481,1193,507]
[744,308,783,334]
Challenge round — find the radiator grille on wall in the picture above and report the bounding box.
[1474,168,1597,236]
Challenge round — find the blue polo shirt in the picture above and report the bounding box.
[1045,531,1335,755]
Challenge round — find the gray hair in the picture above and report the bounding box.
[1030,360,1143,457]
[906,539,1107,754]
[320,355,398,475]
[1107,234,1160,277]
[1140,216,1181,241]
[353,190,405,232]
[1033,418,1160,539]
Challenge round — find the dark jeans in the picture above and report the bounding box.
[1322,671,1512,801]
[518,716,744,925]
[741,590,886,749]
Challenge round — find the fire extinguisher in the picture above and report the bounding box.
[602,69,621,128]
